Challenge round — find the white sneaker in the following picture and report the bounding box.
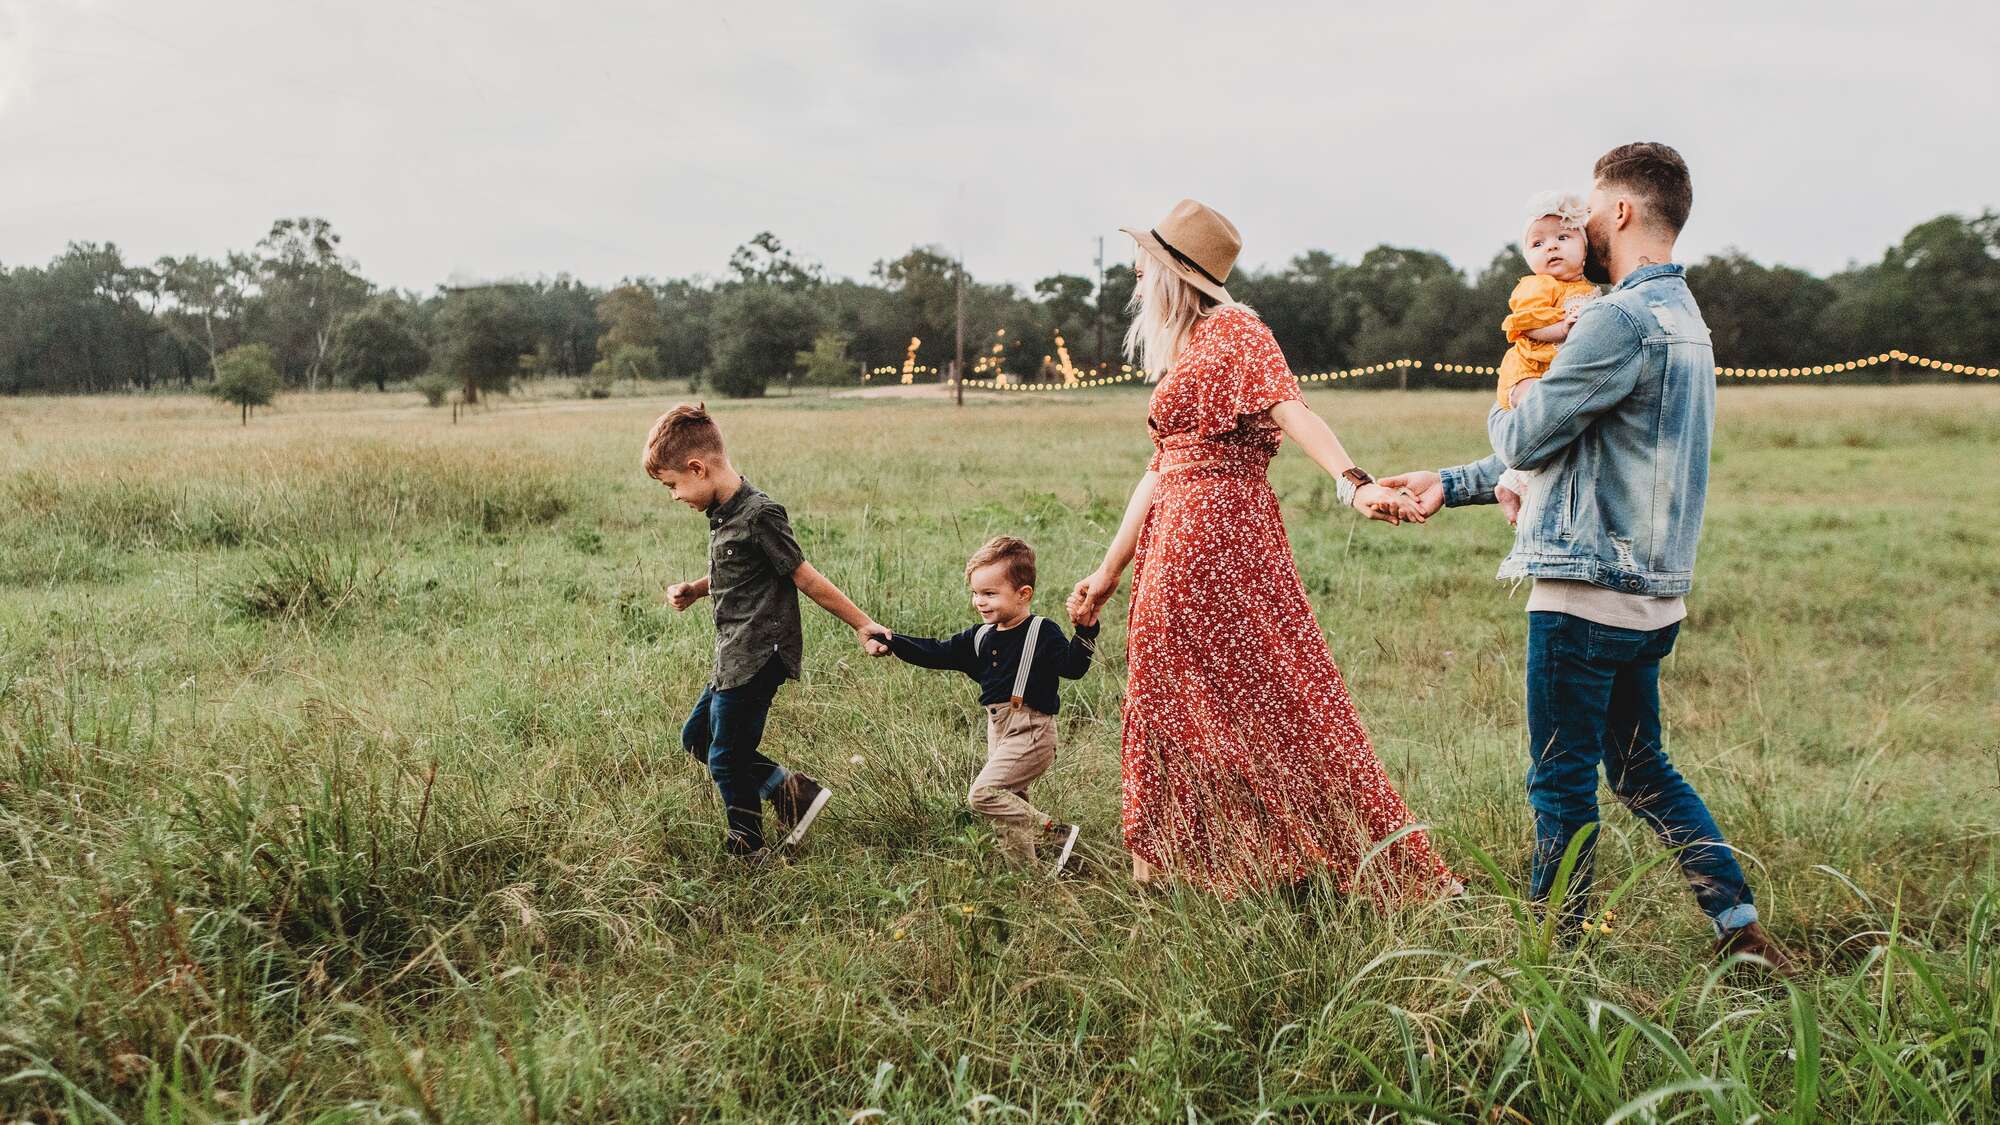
[1044,822,1080,876]
[773,773,832,850]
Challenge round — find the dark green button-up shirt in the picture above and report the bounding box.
[705,480,805,690]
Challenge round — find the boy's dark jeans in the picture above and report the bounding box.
[1526,612,1756,934]
[682,653,791,853]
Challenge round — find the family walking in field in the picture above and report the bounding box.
[643,142,1792,971]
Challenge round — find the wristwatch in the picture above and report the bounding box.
[1336,466,1372,507]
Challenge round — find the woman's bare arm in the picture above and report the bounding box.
[1270,400,1422,524]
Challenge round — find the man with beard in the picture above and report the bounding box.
[1383,143,1793,971]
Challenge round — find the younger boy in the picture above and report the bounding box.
[644,403,891,861]
[880,536,1098,874]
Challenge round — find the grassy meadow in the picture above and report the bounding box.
[1,382,1996,1122]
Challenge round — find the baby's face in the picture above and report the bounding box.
[967,563,1033,626]
[1523,216,1586,282]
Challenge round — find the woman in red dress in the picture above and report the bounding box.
[1069,200,1461,898]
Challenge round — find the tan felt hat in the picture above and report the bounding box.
[1121,198,1238,304]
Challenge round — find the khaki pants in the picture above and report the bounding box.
[971,704,1057,865]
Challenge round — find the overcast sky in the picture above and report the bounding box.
[5,1,1996,292]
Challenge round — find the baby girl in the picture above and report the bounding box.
[1494,191,1599,522]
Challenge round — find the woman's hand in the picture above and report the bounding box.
[1067,568,1120,626]
[1353,482,1425,525]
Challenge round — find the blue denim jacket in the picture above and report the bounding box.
[1441,263,1714,597]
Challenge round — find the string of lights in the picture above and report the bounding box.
[1703,349,1997,379]
[914,348,1999,392]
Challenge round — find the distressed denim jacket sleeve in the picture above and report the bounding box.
[1440,452,1506,507]
[1487,303,1645,471]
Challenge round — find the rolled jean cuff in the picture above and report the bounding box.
[1711,902,1758,937]
[759,766,790,800]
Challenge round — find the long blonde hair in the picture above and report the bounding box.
[1122,255,1247,379]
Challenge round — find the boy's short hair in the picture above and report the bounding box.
[642,402,725,475]
[965,536,1036,589]
[1593,142,1693,235]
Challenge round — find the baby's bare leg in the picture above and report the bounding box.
[1508,375,1541,409]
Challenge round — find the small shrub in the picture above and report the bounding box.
[413,373,455,407]
[227,545,377,623]
[478,485,568,534]
[615,594,665,643]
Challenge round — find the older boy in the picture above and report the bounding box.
[644,403,891,861]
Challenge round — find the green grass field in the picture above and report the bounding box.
[2,383,1996,1122]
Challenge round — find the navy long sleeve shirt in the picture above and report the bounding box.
[888,615,1099,715]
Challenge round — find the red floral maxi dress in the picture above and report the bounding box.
[1122,307,1458,898]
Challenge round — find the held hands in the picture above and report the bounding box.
[1496,484,1522,526]
[1374,470,1446,519]
[1066,569,1118,627]
[1352,482,1426,526]
[858,622,893,657]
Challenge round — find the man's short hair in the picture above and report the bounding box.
[965,536,1036,589]
[1594,142,1693,235]
[642,402,725,475]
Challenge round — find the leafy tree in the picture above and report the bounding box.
[0,243,162,394]
[593,342,660,381]
[820,280,903,372]
[1688,252,1835,371]
[252,218,369,390]
[330,297,429,391]
[5,211,1996,396]
[210,343,281,423]
[659,279,714,383]
[435,286,536,403]
[530,275,602,375]
[1034,274,1095,333]
[1235,251,1361,374]
[596,283,664,360]
[155,254,243,383]
[729,232,820,290]
[708,285,823,397]
[1098,263,1137,321]
[795,331,856,385]
[1817,212,2000,366]
[874,247,958,362]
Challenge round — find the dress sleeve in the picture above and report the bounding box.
[1188,310,1303,438]
[1501,275,1568,343]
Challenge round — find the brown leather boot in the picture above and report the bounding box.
[1715,922,1797,976]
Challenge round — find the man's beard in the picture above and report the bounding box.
[1583,217,1613,283]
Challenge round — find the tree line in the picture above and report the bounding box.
[2,211,1995,399]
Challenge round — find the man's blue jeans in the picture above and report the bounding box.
[1526,612,1756,934]
[682,654,791,853]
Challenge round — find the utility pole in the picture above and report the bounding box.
[954,255,966,407]
[1094,235,1106,368]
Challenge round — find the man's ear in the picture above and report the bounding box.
[1615,197,1636,233]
